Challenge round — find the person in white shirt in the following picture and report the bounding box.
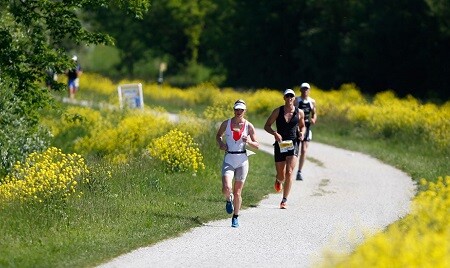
[216,100,259,227]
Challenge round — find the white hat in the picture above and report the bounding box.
[234,102,246,110]
[300,82,310,89]
[72,55,78,61]
[283,88,295,96]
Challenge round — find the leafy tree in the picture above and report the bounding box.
[0,77,51,178]
[0,0,149,174]
[86,0,217,84]
[1,0,149,115]
[425,0,450,36]
[201,0,306,89]
[338,0,444,98]
[82,0,449,99]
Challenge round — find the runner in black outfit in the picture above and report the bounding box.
[295,83,317,181]
[264,89,306,209]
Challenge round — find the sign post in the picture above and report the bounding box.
[158,62,167,88]
[118,83,144,109]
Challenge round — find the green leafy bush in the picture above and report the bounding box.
[0,78,51,176]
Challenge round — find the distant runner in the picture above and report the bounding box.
[67,55,82,99]
[295,82,317,181]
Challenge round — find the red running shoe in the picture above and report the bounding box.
[274,179,283,192]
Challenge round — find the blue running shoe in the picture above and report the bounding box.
[231,217,239,228]
[225,194,234,214]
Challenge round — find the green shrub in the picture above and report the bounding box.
[0,78,51,176]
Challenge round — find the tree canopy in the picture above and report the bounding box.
[0,0,149,114]
[87,0,449,100]
[0,0,149,175]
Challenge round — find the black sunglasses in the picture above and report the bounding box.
[285,94,295,98]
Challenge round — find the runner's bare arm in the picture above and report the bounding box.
[298,110,306,140]
[264,108,282,142]
[246,123,259,150]
[216,120,228,150]
[311,100,317,124]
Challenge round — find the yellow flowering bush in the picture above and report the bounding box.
[185,82,222,105]
[423,101,450,149]
[345,91,450,149]
[80,73,117,95]
[370,91,422,136]
[203,99,234,122]
[0,147,89,205]
[148,129,205,173]
[46,106,104,137]
[177,109,207,138]
[75,109,172,163]
[145,84,193,106]
[322,176,450,267]
[313,83,367,117]
[247,89,282,116]
[202,90,254,122]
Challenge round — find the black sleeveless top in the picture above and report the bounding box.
[297,97,313,127]
[275,105,300,140]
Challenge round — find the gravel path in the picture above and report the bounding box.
[98,128,415,268]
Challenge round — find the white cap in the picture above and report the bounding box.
[234,102,246,110]
[72,55,78,61]
[283,88,295,96]
[300,82,310,89]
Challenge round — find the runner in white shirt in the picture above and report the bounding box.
[216,100,259,227]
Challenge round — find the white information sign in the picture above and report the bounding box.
[118,83,144,109]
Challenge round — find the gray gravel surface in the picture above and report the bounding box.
[98,128,416,268]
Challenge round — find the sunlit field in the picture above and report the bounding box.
[0,73,448,267]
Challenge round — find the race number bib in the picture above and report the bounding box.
[278,140,294,153]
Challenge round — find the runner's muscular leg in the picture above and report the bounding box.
[233,180,244,215]
[283,155,298,198]
[222,175,233,201]
[299,141,309,171]
[275,161,287,183]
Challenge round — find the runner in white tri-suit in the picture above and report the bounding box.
[216,100,259,227]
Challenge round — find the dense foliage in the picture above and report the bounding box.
[86,0,449,100]
[0,77,51,176]
[0,0,149,174]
